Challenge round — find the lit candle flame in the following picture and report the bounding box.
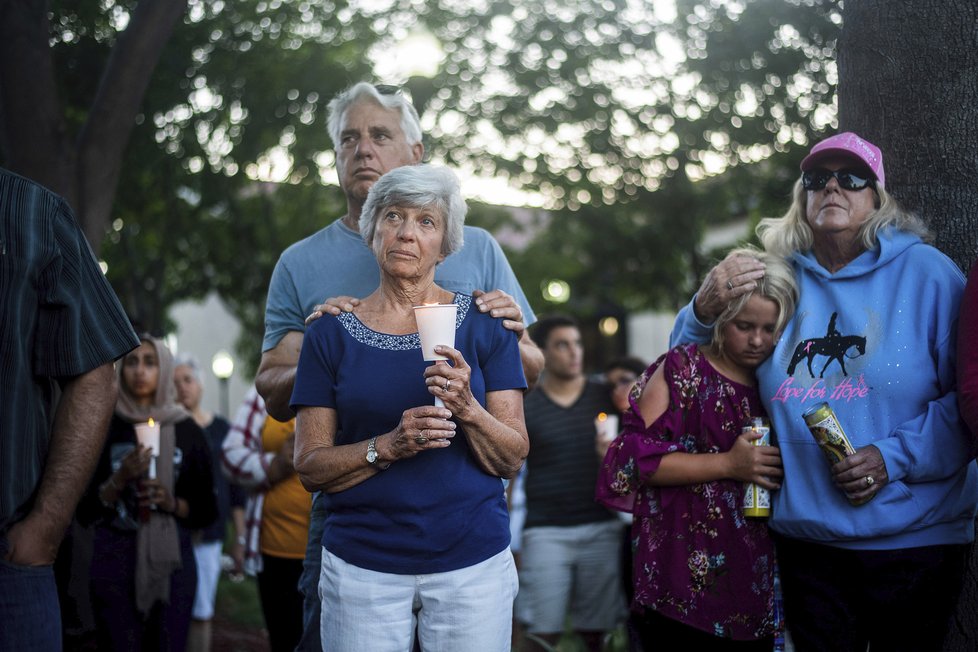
[148,417,155,427]
[597,412,608,422]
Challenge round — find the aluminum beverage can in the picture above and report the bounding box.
[801,402,872,505]
[743,417,771,518]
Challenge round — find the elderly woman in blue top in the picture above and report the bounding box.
[671,132,977,652]
[290,164,528,652]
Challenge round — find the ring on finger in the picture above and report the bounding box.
[726,280,734,291]
[415,431,429,445]
[445,379,452,391]
[865,475,875,487]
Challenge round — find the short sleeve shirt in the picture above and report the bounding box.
[290,294,526,574]
[522,379,618,528]
[1,169,138,525]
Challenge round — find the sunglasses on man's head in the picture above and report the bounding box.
[802,168,875,192]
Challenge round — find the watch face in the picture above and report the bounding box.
[366,450,378,463]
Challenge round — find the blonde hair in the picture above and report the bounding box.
[709,247,799,356]
[756,179,931,258]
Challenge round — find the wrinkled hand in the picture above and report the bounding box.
[832,445,888,503]
[424,347,477,418]
[4,512,63,566]
[725,432,783,489]
[139,477,176,514]
[473,289,525,335]
[386,405,456,459]
[693,252,767,323]
[305,295,361,325]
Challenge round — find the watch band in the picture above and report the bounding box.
[366,436,390,470]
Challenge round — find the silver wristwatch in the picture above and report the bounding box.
[366,437,389,470]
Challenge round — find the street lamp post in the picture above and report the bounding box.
[211,350,234,417]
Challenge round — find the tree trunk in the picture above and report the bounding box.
[0,0,76,199]
[838,3,978,650]
[838,0,978,273]
[0,0,187,253]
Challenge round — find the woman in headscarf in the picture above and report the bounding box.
[78,334,217,651]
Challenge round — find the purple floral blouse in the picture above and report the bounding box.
[596,344,776,641]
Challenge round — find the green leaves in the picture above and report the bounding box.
[39,0,840,368]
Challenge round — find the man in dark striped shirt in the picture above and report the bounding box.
[517,315,626,651]
[0,168,138,651]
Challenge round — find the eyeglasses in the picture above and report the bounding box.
[802,168,874,192]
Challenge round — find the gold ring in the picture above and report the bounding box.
[865,476,875,487]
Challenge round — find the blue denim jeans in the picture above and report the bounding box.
[0,533,62,651]
[295,491,327,652]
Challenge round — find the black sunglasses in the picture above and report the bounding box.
[802,168,874,192]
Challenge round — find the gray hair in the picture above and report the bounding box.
[173,354,202,382]
[326,82,423,150]
[709,247,799,357]
[757,178,931,258]
[359,165,466,256]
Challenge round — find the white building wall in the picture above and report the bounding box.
[168,292,250,420]
[626,311,676,365]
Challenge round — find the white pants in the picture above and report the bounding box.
[319,547,518,652]
[191,540,223,620]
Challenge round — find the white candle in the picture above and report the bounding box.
[413,303,458,361]
[134,418,161,479]
[595,412,619,443]
[414,303,459,408]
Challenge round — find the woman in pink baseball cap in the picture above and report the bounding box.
[670,132,975,652]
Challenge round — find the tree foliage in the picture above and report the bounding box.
[52,0,385,364]
[2,0,844,372]
[411,0,839,206]
[403,0,839,317]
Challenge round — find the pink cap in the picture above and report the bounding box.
[800,132,885,188]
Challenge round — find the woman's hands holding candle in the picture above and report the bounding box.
[424,346,475,418]
[138,477,177,514]
[117,444,153,485]
[386,406,456,458]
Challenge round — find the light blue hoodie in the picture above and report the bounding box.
[672,229,977,549]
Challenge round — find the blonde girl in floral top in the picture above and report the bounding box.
[596,249,796,651]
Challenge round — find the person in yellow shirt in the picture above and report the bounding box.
[222,387,311,652]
